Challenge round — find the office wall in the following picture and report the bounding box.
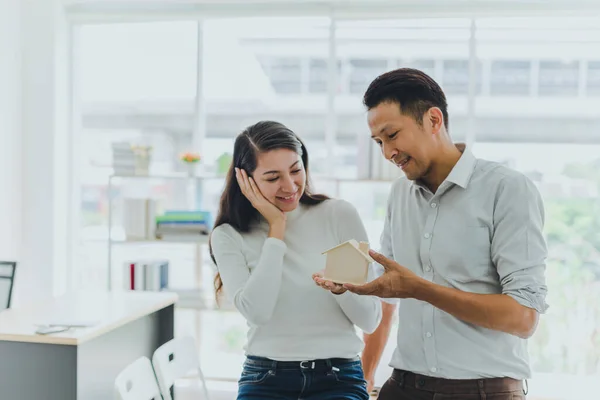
[0,0,22,262]
[0,0,70,305]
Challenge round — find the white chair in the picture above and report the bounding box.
[152,336,211,400]
[115,356,163,400]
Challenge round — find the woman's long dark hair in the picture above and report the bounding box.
[210,121,329,300]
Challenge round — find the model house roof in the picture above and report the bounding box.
[322,239,375,263]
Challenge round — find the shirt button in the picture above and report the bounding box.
[426,332,432,338]
[424,265,431,272]
[431,203,437,208]
[424,233,431,239]
[430,367,437,373]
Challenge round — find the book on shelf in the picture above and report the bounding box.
[155,210,212,239]
[122,198,162,240]
[112,143,138,176]
[111,142,151,176]
[120,202,212,241]
[123,259,169,291]
[163,210,213,221]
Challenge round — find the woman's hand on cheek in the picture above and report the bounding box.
[235,168,286,228]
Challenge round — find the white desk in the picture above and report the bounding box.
[0,291,177,400]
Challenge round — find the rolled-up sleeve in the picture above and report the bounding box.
[491,173,549,314]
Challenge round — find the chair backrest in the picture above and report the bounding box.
[114,356,162,400]
[152,336,200,400]
[0,261,16,311]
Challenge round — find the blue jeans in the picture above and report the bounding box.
[237,355,369,400]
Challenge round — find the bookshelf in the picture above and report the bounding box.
[106,174,222,308]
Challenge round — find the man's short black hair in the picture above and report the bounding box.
[363,68,449,131]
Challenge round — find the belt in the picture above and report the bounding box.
[245,355,361,370]
[392,369,524,394]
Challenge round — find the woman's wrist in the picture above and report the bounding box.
[268,220,286,240]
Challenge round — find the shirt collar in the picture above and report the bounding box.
[445,143,476,189]
[412,143,477,191]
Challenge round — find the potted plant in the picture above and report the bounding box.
[180,151,201,177]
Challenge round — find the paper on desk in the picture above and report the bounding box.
[35,319,99,328]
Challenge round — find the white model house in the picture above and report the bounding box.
[321,239,374,285]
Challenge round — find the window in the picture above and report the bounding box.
[75,22,199,291]
[80,22,197,102]
[398,59,436,80]
[308,58,342,94]
[348,59,389,94]
[490,60,531,96]
[442,59,482,95]
[587,61,600,95]
[259,57,302,94]
[539,61,580,96]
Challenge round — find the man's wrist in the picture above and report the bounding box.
[410,276,435,301]
[331,288,348,296]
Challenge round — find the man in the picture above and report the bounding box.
[346,68,549,400]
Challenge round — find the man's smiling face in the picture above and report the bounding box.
[368,101,438,181]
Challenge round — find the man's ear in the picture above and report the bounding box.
[427,107,444,134]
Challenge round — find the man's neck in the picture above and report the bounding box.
[421,143,464,193]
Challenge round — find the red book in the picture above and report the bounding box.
[130,263,135,290]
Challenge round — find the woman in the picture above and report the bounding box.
[209,121,382,400]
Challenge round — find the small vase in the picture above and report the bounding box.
[134,154,150,176]
[185,163,196,177]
